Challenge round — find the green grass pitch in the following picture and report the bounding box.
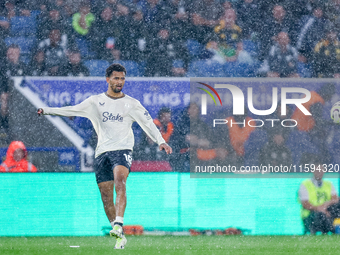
[1,235,340,255]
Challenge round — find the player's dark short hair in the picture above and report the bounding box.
[106,63,127,77]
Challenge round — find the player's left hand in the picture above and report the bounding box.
[37,108,44,116]
[159,143,172,154]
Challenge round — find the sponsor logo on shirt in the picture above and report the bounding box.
[144,111,152,120]
[102,112,123,122]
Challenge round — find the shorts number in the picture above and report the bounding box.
[124,153,132,167]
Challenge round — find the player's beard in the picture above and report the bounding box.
[113,87,122,93]
[111,84,122,93]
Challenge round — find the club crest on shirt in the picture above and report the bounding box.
[102,112,123,122]
[144,111,152,120]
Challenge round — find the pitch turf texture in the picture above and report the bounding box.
[1,236,340,255]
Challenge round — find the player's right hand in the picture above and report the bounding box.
[37,108,44,116]
[159,143,172,154]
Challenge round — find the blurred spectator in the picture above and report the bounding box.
[0,16,9,40]
[291,83,335,163]
[284,0,314,21]
[113,3,149,61]
[299,165,338,234]
[145,26,189,77]
[171,59,187,77]
[1,0,19,19]
[37,4,72,41]
[28,49,48,76]
[313,22,340,78]
[39,28,68,76]
[89,6,121,60]
[206,8,243,63]
[259,4,295,61]
[53,0,65,10]
[5,44,27,77]
[3,44,26,141]
[210,111,233,164]
[92,0,119,15]
[235,0,261,38]
[153,107,174,144]
[267,32,299,77]
[191,0,223,43]
[138,0,168,28]
[49,0,74,19]
[225,112,255,166]
[260,102,293,170]
[0,1,33,17]
[0,39,6,59]
[61,48,89,76]
[72,2,95,38]
[118,10,148,62]
[0,62,9,140]
[16,1,32,17]
[324,0,340,22]
[264,101,293,142]
[135,107,174,161]
[165,0,192,42]
[171,103,214,172]
[0,141,37,172]
[38,27,70,53]
[134,132,167,161]
[296,5,328,63]
[106,47,122,62]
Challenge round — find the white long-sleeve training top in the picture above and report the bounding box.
[42,93,166,158]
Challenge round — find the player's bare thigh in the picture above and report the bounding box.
[113,165,129,184]
[98,180,114,203]
[97,165,129,197]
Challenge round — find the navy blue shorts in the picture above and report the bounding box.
[94,150,132,184]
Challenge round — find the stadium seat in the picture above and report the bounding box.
[112,60,140,77]
[10,16,37,36]
[232,62,259,78]
[223,62,237,77]
[75,37,96,59]
[31,10,41,19]
[20,55,30,64]
[244,129,268,166]
[187,61,198,77]
[242,40,259,58]
[297,62,312,78]
[188,60,224,77]
[5,36,36,55]
[84,60,109,76]
[233,63,250,77]
[138,61,147,76]
[186,39,203,59]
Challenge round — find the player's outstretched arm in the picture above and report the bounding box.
[159,143,172,154]
[36,97,94,118]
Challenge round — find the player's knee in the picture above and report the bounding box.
[115,179,126,193]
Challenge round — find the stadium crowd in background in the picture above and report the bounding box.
[1,0,340,78]
[0,140,37,172]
